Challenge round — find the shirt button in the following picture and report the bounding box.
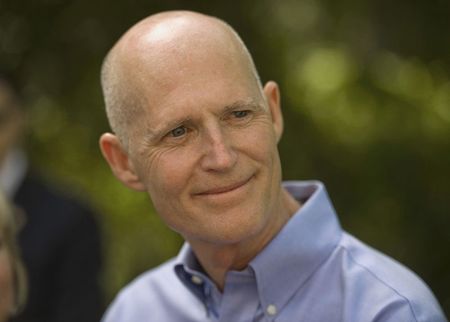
[266,304,277,316]
[191,275,203,285]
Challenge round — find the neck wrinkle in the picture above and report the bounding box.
[187,187,301,291]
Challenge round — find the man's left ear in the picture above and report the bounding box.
[263,81,284,142]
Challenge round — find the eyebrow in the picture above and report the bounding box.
[148,99,263,139]
[144,115,192,142]
[222,99,263,113]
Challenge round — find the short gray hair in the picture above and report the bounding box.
[100,51,142,150]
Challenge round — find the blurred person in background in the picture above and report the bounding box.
[0,192,27,322]
[0,72,104,322]
[99,11,447,322]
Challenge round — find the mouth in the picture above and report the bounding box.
[195,176,253,196]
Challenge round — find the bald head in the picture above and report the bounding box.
[101,11,262,148]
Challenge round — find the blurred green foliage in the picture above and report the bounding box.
[1,0,449,315]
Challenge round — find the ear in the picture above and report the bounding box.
[99,133,146,191]
[263,81,284,142]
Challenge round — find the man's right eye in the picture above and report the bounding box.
[170,126,186,137]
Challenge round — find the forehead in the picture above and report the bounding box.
[131,53,259,114]
[115,16,262,132]
[140,65,261,133]
[124,65,261,146]
[124,34,253,93]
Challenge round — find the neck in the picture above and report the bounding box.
[187,187,300,291]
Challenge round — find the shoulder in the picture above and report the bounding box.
[114,258,180,300]
[337,233,446,322]
[102,258,202,322]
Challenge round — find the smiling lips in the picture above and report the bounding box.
[195,176,253,196]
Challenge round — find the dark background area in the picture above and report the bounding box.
[1,0,449,316]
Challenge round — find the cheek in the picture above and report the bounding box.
[241,123,279,165]
[145,147,199,203]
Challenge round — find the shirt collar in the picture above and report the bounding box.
[173,181,342,315]
[174,244,221,317]
[250,180,342,313]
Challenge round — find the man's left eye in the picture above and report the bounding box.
[170,126,187,137]
[232,110,249,118]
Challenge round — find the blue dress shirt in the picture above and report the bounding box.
[102,181,447,322]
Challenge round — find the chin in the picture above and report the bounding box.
[192,211,268,245]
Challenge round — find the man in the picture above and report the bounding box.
[0,73,104,322]
[99,10,447,322]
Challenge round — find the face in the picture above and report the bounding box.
[119,57,286,246]
[101,22,286,246]
[0,234,13,322]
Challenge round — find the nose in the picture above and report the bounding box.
[200,126,237,172]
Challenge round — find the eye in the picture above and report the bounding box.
[170,126,187,137]
[232,110,250,118]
